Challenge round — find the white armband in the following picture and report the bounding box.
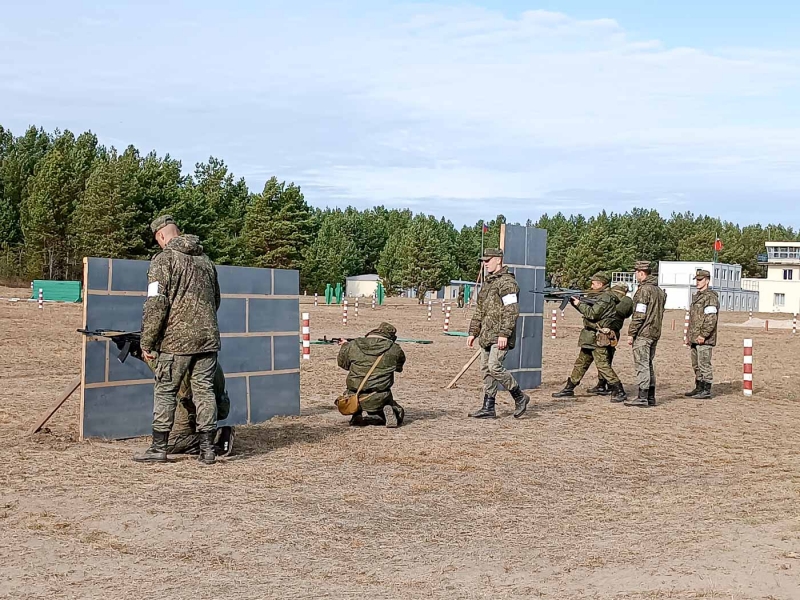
[502,293,518,306]
[147,281,161,297]
[704,306,718,314]
[635,303,647,313]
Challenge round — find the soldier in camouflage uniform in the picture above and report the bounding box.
[588,283,634,396]
[134,215,222,465]
[467,248,531,419]
[625,260,666,407]
[457,285,465,309]
[337,322,406,427]
[684,269,719,399]
[552,273,628,402]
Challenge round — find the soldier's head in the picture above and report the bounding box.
[150,215,181,249]
[367,322,397,341]
[634,260,652,282]
[480,248,504,274]
[694,269,710,291]
[590,272,609,291]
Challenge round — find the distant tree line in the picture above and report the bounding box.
[1,124,795,292]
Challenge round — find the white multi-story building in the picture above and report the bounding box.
[658,261,758,312]
[745,242,800,313]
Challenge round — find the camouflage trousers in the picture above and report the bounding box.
[690,344,713,383]
[480,344,519,398]
[153,352,218,434]
[633,338,658,390]
[569,347,620,386]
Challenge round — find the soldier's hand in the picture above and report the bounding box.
[696,336,705,344]
[337,339,348,346]
[142,349,156,361]
[570,296,580,306]
[467,335,475,348]
[497,336,508,350]
[627,336,633,346]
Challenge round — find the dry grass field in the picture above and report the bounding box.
[2,286,799,599]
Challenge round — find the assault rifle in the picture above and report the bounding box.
[541,287,599,312]
[317,336,355,345]
[77,329,143,363]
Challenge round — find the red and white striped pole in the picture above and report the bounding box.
[444,305,451,333]
[302,313,310,360]
[743,339,753,396]
[551,309,557,339]
[372,295,376,310]
[314,293,318,307]
[38,288,43,310]
[427,300,432,321]
[793,314,797,335]
[342,300,348,326]
[441,298,445,313]
[765,319,769,332]
[561,309,565,320]
[355,297,359,319]
[683,311,690,345]
[749,309,753,319]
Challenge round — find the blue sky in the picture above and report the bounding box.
[1,0,799,227]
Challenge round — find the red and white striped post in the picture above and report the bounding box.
[748,309,753,319]
[441,299,446,313]
[560,309,565,320]
[427,300,432,321]
[743,339,753,396]
[765,320,769,332]
[444,305,451,333]
[551,309,557,339]
[355,297,359,319]
[314,293,318,307]
[342,300,348,326]
[683,311,690,345]
[371,294,376,310]
[38,288,43,310]
[793,314,797,335]
[301,313,310,360]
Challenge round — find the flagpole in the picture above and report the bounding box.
[480,221,485,285]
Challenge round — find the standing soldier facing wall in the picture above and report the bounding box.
[684,269,719,399]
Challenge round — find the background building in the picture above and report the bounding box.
[748,242,800,313]
[345,274,381,297]
[658,261,758,312]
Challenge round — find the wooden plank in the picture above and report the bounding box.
[445,350,481,389]
[27,377,81,436]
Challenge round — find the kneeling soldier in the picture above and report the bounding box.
[552,273,627,402]
[337,322,406,427]
[684,269,719,399]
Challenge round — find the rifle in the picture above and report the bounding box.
[317,336,355,345]
[77,329,143,363]
[540,287,600,312]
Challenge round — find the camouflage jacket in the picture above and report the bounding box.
[628,275,666,341]
[141,235,221,354]
[468,267,520,349]
[688,289,719,346]
[609,288,634,335]
[576,288,620,349]
[338,335,406,411]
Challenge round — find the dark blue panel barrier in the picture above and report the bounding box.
[84,340,107,384]
[85,295,146,332]
[218,336,272,374]
[526,228,547,268]
[503,224,527,265]
[216,265,272,295]
[87,258,109,291]
[110,259,150,292]
[108,352,154,382]
[514,370,542,391]
[83,384,154,439]
[249,299,300,333]
[519,316,543,369]
[218,376,248,427]
[273,269,300,296]
[273,335,300,371]
[511,267,537,314]
[249,372,301,422]
[217,298,247,334]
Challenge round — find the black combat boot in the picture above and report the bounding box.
[132,430,170,463]
[510,387,531,418]
[684,380,703,397]
[587,379,609,396]
[694,381,712,399]
[552,378,577,398]
[198,431,216,465]
[647,386,656,406]
[610,382,628,403]
[214,426,234,456]
[469,396,497,419]
[624,388,649,407]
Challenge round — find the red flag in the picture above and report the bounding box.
[482,223,489,233]
[714,238,723,252]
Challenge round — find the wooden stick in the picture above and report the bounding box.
[445,350,481,389]
[27,377,81,436]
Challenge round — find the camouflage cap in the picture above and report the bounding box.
[611,283,629,293]
[150,214,176,234]
[591,272,610,285]
[367,322,397,341]
[634,260,652,272]
[694,269,711,280]
[480,248,503,261]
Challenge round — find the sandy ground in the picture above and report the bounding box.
[1,286,800,600]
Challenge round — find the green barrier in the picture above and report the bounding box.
[443,331,469,337]
[30,280,82,303]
